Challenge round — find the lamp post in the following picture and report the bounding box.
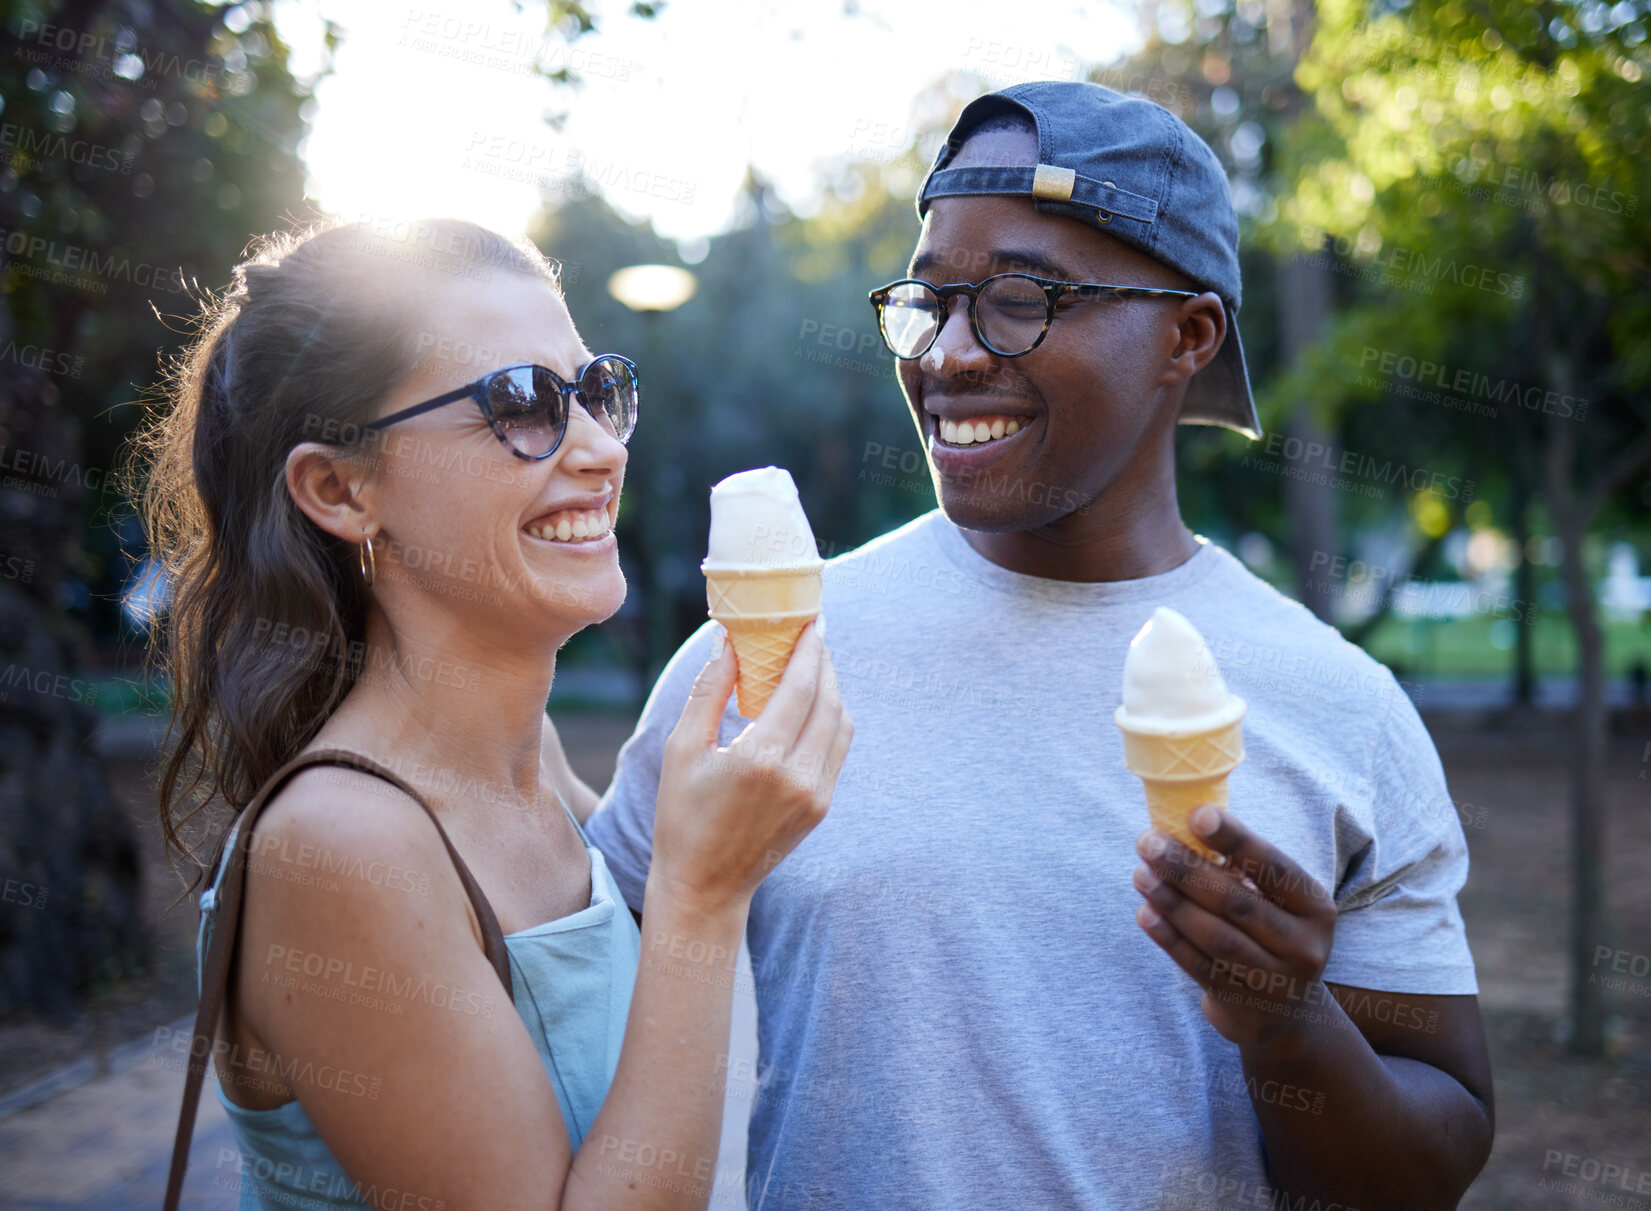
[607,264,698,690]
[607,265,697,314]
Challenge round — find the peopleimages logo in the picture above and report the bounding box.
[0,227,189,294]
[13,18,226,87]
[1298,227,1526,299]
[1539,1149,1651,1198]
[398,8,635,81]
[1358,347,1588,421]
[461,131,696,206]
[0,444,103,489]
[0,122,134,173]
[1505,166,1636,212]
[1242,434,1475,502]
[0,339,85,379]
[1451,160,1639,217]
[1305,551,1539,626]
[263,943,496,1019]
[1370,245,1524,297]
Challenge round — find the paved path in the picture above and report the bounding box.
[0,1019,238,1209]
[7,708,766,1209]
[0,958,759,1210]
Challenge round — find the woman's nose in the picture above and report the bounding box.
[559,406,627,473]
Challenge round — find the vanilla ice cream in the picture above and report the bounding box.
[705,466,821,570]
[702,466,824,716]
[1115,607,1244,734]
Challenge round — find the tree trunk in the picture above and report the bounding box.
[1277,253,1337,621]
[0,365,149,1016]
[1559,521,1607,1055]
[1511,470,1536,706]
[1547,412,1607,1056]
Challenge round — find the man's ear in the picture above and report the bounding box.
[1162,292,1227,385]
[285,442,377,543]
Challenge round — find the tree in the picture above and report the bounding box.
[0,0,669,1009]
[1268,0,1651,1054]
[539,145,941,685]
[0,0,308,1011]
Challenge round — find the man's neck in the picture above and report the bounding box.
[959,504,1200,583]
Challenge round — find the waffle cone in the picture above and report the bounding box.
[703,562,823,717]
[1115,709,1245,862]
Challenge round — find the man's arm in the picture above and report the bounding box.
[584,622,724,909]
[1133,807,1493,1209]
[1240,984,1492,1206]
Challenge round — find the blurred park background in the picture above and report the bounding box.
[0,0,1648,1206]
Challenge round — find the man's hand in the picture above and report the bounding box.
[1131,802,1494,1209]
[1132,803,1338,1058]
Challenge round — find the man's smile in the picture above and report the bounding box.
[922,400,1039,470]
[934,414,1024,445]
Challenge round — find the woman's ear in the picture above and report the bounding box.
[285,442,377,543]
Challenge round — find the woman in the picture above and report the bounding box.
[143,217,851,1210]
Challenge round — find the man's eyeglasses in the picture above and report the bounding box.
[364,355,640,460]
[868,273,1199,361]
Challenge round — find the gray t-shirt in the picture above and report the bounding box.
[586,511,1477,1210]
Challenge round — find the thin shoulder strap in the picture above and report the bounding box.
[163,747,513,1211]
[553,785,587,841]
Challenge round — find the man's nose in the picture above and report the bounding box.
[933,299,991,364]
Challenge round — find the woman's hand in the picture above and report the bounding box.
[572,621,848,1208]
[648,619,852,916]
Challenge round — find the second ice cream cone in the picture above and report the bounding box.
[1116,712,1245,862]
[704,562,823,717]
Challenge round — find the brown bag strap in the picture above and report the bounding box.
[163,747,513,1211]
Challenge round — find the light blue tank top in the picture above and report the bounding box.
[195,781,640,1209]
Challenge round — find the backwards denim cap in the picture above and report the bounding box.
[918,81,1262,439]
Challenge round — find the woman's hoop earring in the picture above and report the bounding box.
[359,530,377,586]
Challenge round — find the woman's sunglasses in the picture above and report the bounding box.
[363,354,639,460]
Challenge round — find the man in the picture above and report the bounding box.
[587,81,1492,1209]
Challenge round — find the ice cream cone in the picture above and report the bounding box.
[1116,709,1245,862]
[703,561,823,717]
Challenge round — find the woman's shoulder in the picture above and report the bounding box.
[235,757,492,1008]
[244,755,467,918]
[254,755,437,846]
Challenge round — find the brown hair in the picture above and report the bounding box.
[132,217,560,888]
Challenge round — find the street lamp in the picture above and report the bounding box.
[607,264,697,312]
[607,263,698,690]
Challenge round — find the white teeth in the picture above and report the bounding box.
[935,415,1025,446]
[526,507,612,543]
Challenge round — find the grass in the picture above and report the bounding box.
[92,613,1651,714]
[1359,612,1651,679]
